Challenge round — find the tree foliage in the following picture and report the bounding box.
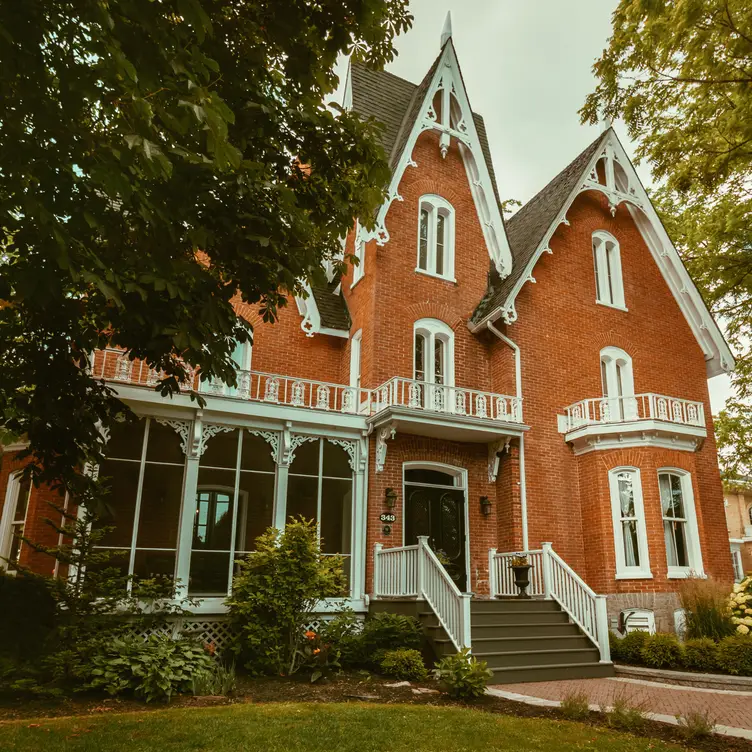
[0,0,411,496]
[714,402,752,486]
[582,0,751,394]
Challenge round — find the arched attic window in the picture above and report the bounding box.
[418,196,455,281]
[592,231,626,310]
[600,346,636,422]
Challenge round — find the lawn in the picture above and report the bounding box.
[0,702,684,752]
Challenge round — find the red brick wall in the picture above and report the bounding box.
[504,190,732,591]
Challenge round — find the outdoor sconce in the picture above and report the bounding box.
[384,488,398,509]
[480,496,492,516]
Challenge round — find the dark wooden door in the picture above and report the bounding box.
[404,484,467,591]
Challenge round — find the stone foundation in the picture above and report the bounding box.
[606,591,681,634]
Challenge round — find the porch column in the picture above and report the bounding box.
[174,417,202,601]
[349,435,368,603]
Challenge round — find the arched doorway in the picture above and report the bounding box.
[403,463,468,591]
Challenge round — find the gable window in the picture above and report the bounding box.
[658,469,703,577]
[592,231,625,309]
[600,346,636,421]
[608,467,651,578]
[352,222,365,287]
[417,195,455,281]
[0,473,32,571]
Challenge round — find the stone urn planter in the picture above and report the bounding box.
[510,557,532,598]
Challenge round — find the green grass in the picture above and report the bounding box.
[0,702,684,752]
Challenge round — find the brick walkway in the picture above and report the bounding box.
[490,677,752,733]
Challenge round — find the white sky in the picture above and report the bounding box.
[334,0,733,413]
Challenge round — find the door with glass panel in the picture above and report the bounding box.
[403,467,467,591]
[414,329,451,413]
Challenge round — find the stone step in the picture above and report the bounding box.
[487,661,615,684]
[476,647,600,669]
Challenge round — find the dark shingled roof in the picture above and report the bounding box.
[471,132,608,324]
[311,281,351,331]
[349,54,503,215]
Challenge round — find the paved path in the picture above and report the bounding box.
[490,677,752,736]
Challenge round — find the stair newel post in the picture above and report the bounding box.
[541,542,553,600]
[461,593,472,651]
[488,548,497,599]
[595,594,611,663]
[373,543,383,599]
[417,536,429,599]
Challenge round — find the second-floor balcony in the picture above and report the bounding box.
[559,393,707,455]
[96,349,525,443]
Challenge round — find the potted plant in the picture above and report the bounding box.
[510,554,532,598]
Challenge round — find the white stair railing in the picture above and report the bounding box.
[373,537,471,652]
[489,542,611,664]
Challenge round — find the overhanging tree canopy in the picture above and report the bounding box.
[0,0,411,498]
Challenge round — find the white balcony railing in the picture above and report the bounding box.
[563,393,704,432]
[374,537,472,651]
[489,543,611,664]
[95,349,523,424]
[371,376,522,423]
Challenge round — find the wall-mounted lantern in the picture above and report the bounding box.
[384,487,398,509]
[480,495,492,516]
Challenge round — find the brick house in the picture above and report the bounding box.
[0,24,736,680]
[725,484,752,581]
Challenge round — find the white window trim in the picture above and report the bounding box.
[351,222,365,288]
[413,318,455,387]
[0,472,30,572]
[658,467,705,579]
[608,466,652,579]
[417,195,455,281]
[593,230,626,310]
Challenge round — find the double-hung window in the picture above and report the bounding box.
[658,470,703,577]
[593,231,625,309]
[418,196,454,281]
[608,467,651,578]
[0,473,32,571]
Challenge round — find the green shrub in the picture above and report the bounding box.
[191,661,237,697]
[616,630,649,664]
[682,638,719,673]
[226,518,346,676]
[729,575,752,636]
[433,648,492,699]
[297,630,341,683]
[320,610,363,668]
[0,571,56,662]
[680,577,735,640]
[639,633,682,669]
[559,691,590,721]
[676,710,716,740]
[603,692,646,731]
[608,631,622,661]
[716,636,752,676]
[83,634,214,702]
[380,649,427,681]
[359,612,423,667]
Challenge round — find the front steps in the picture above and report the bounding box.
[421,598,614,684]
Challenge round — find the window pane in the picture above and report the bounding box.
[593,240,602,300]
[405,468,456,486]
[435,213,445,275]
[617,475,635,517]
[200,429,239,469]
[606,242,615,303]
[136,463,184,549]
[289,439,320,477]
[600,359,608,397]
[323,441,352,479]
[133,549,176,583]
[287,475,318,524]
[320,479,353,555]
[145,420,185,464]
[665,520,689,568]
[418,209,429,270]
[193,489,234,551]
[414,333,425,381]
[8,526,24,567]
[622,520,640,567]
[189,551,231,596]
[236,472,275,552]
[434,338,445,384]
[95,459,141,547]
[240,432,276,474]
[13,477,32,521]
[106,419,146,461]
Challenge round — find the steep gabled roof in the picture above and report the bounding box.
[349,57,504,220]
[472,133,607,323]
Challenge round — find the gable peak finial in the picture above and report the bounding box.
[599,115,613,134]
[440,11,452,48]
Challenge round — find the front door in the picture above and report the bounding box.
[404,468,467,591]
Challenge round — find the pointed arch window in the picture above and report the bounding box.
[592,231,625,309]
[352,221,365,287]
[418,196,455,281]
[600,346,636,421]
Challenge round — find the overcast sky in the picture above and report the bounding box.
[335,0,733,412]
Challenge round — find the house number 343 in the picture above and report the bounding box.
[379,513,396,523]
